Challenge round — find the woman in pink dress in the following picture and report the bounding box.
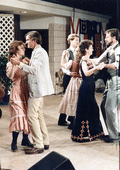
[58,47,82,129]
[6,40,33,152]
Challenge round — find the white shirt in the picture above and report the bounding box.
[95,41,119,69]
[61,46,75,76]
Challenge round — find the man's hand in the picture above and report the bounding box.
[22,57,30,65]
[10,55,20,65]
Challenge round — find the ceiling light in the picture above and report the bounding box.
[20,11,27,14]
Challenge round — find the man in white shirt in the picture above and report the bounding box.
[11,31,54,153]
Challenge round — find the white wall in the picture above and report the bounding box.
[19,0,110,31]
[20,16,69,29]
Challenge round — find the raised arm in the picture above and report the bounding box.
[92,46,112,65]
[6,62,16,79]
[82,61,106,77]
[61,50,69,68]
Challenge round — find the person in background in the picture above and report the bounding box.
[58,34,80,128]
[58,46,82,129]
[10,31,54,154]
[0,83,5,118]
[71,40,105,142]
[6,40,33,152]
[94,28,120,143]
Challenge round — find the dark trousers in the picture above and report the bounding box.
[63,74,71,93]
[100,90,107,126]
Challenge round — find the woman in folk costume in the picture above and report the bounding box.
[71,40,105,142]
[6,40,33,152]
[58,46,82,129]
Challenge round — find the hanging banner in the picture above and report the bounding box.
[80,19,102,56]
[88,21,101,35]
[80,19,88,34]
[80,20,101,35]
[95,34,101,56]
[96,22,101,34]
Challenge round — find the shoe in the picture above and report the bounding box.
[58,114,68,126]
[25,148,44,154]
[68,123,73,130]
[0,108,2,118]
[21,139,34,148]
[44,145,49,150]
[11,142,18,152]
[104,137,115,143]
[99,135,109,140]
[58,121,69,126]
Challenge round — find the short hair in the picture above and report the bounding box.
[25,31,42,45]
[67,34,79,45]
[106,28,120,41]
[8,40,25,61]
[78,39,93,56]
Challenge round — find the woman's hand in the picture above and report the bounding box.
[97,62,106,70]
[10,54,20,65]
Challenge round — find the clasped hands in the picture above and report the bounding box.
[22,57,30,65]
[70,72,81,78]
[10,54,30,65]
[96,62,106,70]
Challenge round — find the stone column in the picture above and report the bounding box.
[49,23,70,93]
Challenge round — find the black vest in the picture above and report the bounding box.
[67,48,74,61]
[107,43,120,77]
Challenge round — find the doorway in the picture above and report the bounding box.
[20,29,48,58]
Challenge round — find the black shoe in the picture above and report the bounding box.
[44,145,49,150]
[11,142,17,152]
[104,137,120,143]
[99,135,109,140]
[58,121,69,126]
[0,108,2,118]
[68,123,73,130]
[21,139,34,148]
[104,138,114,143]
[58,113,68,126]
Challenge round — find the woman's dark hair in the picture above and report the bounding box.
[8,40,25,61]
[78,39,93,57]
[25,31,42,45]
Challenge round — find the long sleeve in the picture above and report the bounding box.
[19,51,43,75]
[19,45,54,98]
[64,60,72,70]
[94,46,112,65]
[61,50,71,75]
[6,62,16,79]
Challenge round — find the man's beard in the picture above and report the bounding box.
[107,41,113,47]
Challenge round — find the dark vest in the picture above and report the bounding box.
[67,48,74,61]
[107,43,120,78]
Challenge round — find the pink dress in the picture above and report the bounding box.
[6,62,30,134]
[59,60,82,117]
